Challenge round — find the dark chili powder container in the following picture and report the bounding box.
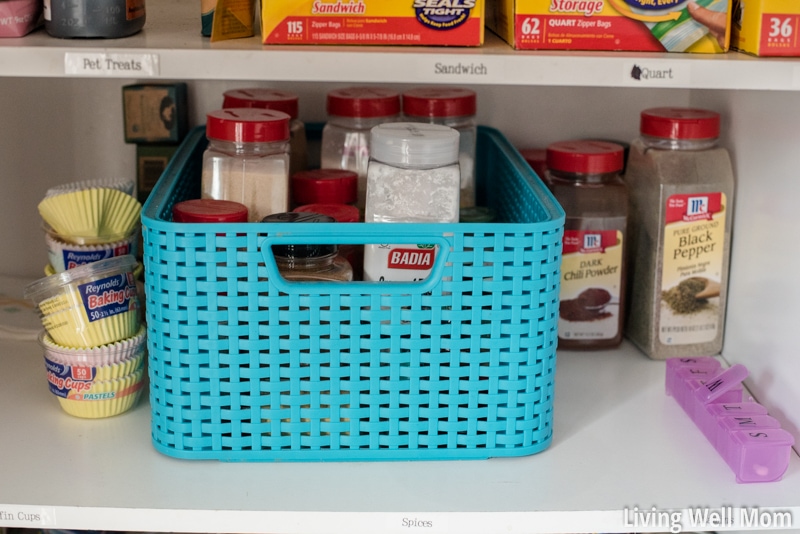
[546,140,628,350]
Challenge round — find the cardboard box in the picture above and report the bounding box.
[123,83,189,144]
[261,0,484,46]
[136,144,179,204]
[487,0,731,52]
[731,0,800,56]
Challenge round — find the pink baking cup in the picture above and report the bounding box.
[39,325,146,367]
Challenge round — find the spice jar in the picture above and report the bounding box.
[172,199,249,223]
[201,108,290,222]
[45,0,145,38]
[546,140,628,350]
[261,212,353,282]
[363,122,460,282]
[290,169,358,208]
[320,87,401,210]
[222,88,308,177]
[624,107,735,360]
[402,87,477,208]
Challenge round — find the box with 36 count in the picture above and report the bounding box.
[731,0,800,56]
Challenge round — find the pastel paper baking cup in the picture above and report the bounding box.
[44,347,144,383]
[45,228,139,272]
[51,368,145,419]
[24,256,141,348]
[40,325,146,367]
[38,188,141,245]
[45,262,144,279]
[44,178,134,199]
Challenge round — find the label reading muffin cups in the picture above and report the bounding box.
[45,357,94,398]
[79,273,138,323]
[414,0,476,30]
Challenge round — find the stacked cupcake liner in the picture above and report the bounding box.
[28,177,147,419]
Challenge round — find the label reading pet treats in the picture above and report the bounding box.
[79,273,138,323]
[45,357,95,398]
[558,230,623,341]
[659,192,726,345]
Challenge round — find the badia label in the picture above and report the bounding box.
[659,192,726,345]
[79,273,138,323]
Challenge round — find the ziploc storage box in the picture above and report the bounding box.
[142,125,564,461]
[487,0,731,52]
[731,0,800,56]
[261,0,485,46]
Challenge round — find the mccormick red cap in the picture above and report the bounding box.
[206,108,290,143]
[291,169,358,206]
[640,108,720,140]
[326,87,400,118]
[294,203,360,222]
[222,88,299,119]
[546,140,624,175]
[519,147,548,178]
[172,199,249,223]
[402,87,477,118]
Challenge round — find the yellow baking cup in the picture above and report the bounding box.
[44,227,139,272]
[45,261,144,279]
[41,327,146,375]
[54,368,145,419]
[38,188,141,245]
[25,256,141,348]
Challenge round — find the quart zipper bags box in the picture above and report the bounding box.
[731,0,800,56]
[261,0,485,46]
[487,0,731,52]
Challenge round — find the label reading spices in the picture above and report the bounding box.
[558,230,623,341]
[79,273,138,323]
[659,192,726,345]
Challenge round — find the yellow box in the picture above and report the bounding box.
[487,0,731,52]
[261,0,484,46]
[731,0,800,56]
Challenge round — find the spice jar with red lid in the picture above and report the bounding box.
[290,168,358,208]
[402,87,477,208]
[546,140,628,350]
[172,199,249,223]
[222,88,307,176]
[320,87,401,210]
[624,107,735,360]
[201,108,291,222]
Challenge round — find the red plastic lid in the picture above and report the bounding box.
[519,147,548,177]
[206,108,290,143]
[640,107,720,140]
[402,87,477,118]
[222,88,299,119]
[172,199,249,222]
[326,87,400,118]
[291,169,358,206]
[546,140,624,174]
[294,203,360,222]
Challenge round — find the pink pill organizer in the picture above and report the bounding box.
[665,357,795,483]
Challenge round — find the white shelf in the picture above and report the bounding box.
[1,0,800,89]
[1,328,798,533]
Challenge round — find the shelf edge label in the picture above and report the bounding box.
[621,60,689,86]
[0,506,57,527]
[65,52,160,77]
[383,514,451,534]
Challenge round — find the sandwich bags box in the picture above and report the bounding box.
[731,0,800,56]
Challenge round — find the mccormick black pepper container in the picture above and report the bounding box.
[546,140,628,350]
[624,108,735,360]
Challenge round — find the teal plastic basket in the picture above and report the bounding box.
[142,125,565,461]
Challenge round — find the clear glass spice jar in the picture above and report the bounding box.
[201,108,290,222]
[261,212,353,282]
[363,122,460,282]
[546,140,628,350]
[290,168,358,209]
[624,107,735,360]
[402,87,477,208]
[320,87,401,210]
[222,88,308,177]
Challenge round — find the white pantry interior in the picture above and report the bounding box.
[1,0,800,533]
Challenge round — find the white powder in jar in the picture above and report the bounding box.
[364,162,460,223]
